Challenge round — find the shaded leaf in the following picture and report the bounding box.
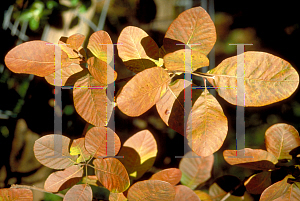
[93,158,130,193]
[87,56,117,85]
[194,190,213,201]
[59,33,85,58]
[164,49,209,72]
[186,88,228,157]
[163,7,216,55]
[0,188,33,200]
[87,30,113,63]
[82,175,102,187]
[149,168,182,185]
[44,165,83,192]
[223,148,278,170]
[127,180,176,201]
[117,26,159,73]
[244,171,271,194]
[5,40,80,77]
[85,127,121,158]
[63,184,92,201]
[174,185,200,201]
[118,130,157,180]
[109,193,127,201]
[207,51,299,106]
[209,183,245,201]
[179,151,214,189]
[73,73,113,127]
[70,138,91,163]
[117,67,170,116]
[33,134,76,169]
[265,123,300,160]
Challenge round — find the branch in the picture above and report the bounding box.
[10,184,65,198]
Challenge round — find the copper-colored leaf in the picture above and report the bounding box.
[87,30,113,63]
[73,73,113,127]
[260,175,300,201]
[244,171,271,194]
[149,168,182,185]
[44,64,87,86]
[164,49,209,72]
[33,134,76,169]
[63,184,92,201]
[93,158,130,193]
[87,57,117,85]
[85,127,121,158]
[194,190,213,201]
[117,67,170,116]
[4,40,79,77]
[156,79,191,134]
[118,130,157,180]
[127,180,176,201]
[163,7,216,55]
[174,185,200,201]
[44,165,83,192]
[179,151,214,189]
[70,138,91,163]
[0,188,33,200]
[265,123,300,160]
[207,51,299,106]
[223,148,278,170]
[109,193,127,201]
[117,26,159,73]
[186,88,228,157]
[59,33,85,58]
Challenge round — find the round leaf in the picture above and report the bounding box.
[194,190,213,201]
[207,51,299,106]
[59,33,85,58]
[149,168,182,185]
[0,188,33,200]
[244,171,271,194]
[109,193,127,201]
[174,185,201,201]
[70,138,91,163]
[63,184,92,201]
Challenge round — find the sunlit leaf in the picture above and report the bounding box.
[244,171,271,194]
[0,188,33,200]
[179,151,214,189]
[85,127,121,158]
[109,192,127,201]
[164,49,209,72]
[70,138,91,163]
[63,184,92,201]
[117,26,159,73]
[149,168,182,185]
[164,7,216,55]
[87,57,117,85]
[127,180,176,201]
[117,67,170,116]
[93,158,130,193]
[59,33,85,58]
[223,148,278,170]
[87,30,113,63]
[265,123,300,160]
[82,175,102,187]
[186,88,228,157]
[156,79,192,134]
[174,185,200,201]
[44,165,83,192]
[118,130,157,180]
[194,190,213,201]
[4,40,80,77]
[207,51,299,106]
[73,73,112,127]
[33,134,76,169]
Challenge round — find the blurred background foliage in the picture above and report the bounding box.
[1,0,300,200]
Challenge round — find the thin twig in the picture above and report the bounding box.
[10,184,65,198]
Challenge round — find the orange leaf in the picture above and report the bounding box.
[70,138,91,163]
[149,168,182,185]
[33,134,76,169]
[63,184,92,201]
[244,171,271,194]
[0,188,33,200]
[223,148,278,170]
[117,26,159,73]
[93,158,130,193]
[207,51,299,106]
[109,193,127,201]
[118,130,157,180]
[127,180,176,201]
[265,123,300,160]
[85,127,121,158]
[117,67,170,116]
[59,33,85,59]
[187,88,228,157]
[174,185,200,201]
[44,165,83,192]
[164,7,216,55]
[179,151,214,189]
